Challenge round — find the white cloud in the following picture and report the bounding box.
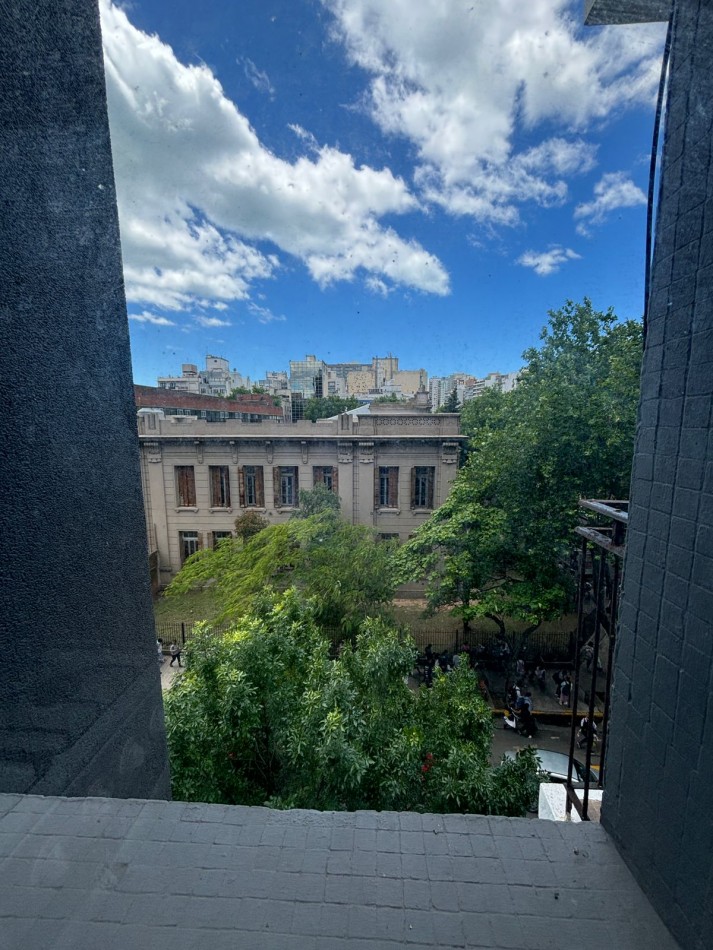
[99,0,449,310]
[322,0,665,223]
[517,246,581,276]
[574,171,647,235]
[248,303,286,324]
[195,315,232,328]
[128,310,176,326]
[238,57,275,97]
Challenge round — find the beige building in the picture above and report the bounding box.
[138,410,464,584]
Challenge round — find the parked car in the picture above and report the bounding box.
[505,748,598,785]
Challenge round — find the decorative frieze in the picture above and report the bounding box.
[359,441,375,464]
[338,441,353,463]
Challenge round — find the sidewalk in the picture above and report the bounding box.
[159,658,184,691]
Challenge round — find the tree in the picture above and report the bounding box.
[164,591,542,814]
[291,484,341,519]
[439,387,460,412]
[302,395,360,421]
[233,510,269,542]
[167,509,399,635]
[371,393,401,404]
[399,299,642,664]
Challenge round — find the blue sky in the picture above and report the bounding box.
[101,0,667,385]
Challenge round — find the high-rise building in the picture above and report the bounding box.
[157,355,250,397]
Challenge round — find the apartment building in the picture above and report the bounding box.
[138,409,464,584]
[157,355,250,397]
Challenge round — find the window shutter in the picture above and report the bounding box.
[238,467,246,507]
[332,466,339,495]
[313,465,322,487]
[294,467,299,501]
[388,467,398,508]
[187,468,196,507]
[427,468,434,508]
[273,467,281,507]
[374,468,380,510]
[410,467,417,508]
[210,467,219,506]
[256,467,265,507]
[223,468,231,508]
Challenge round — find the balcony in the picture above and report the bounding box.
[0,793,677,949]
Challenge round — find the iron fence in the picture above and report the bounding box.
[155,618,575,665]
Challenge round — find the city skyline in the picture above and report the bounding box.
[102,1,667,385]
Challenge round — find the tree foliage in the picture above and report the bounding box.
[399,300,642,656]
[439,387,460,412]
[302,395,360,421]
[233,510,269,542]
[167,509,399,634]
[164,592,541,814]
[291,483,342,519]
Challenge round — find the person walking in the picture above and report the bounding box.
[156,638,164,665]
[559,674,571,708]
[169,641,182,668]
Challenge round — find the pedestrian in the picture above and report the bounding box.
[559,675,571,708]
[516,657,526,684]
[534,664,546,692]
[169,641,182,668]
[156,638,164,665]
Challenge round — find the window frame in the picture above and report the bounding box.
[179,530,199,563]
[175,465,196,508]
[376,466,399,509]
[411,466,435,509]
[209,465,231,508]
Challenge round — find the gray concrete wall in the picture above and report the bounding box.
[602,2,713,948]
[0,1,170,799]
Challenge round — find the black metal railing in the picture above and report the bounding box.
[566,499,628,821]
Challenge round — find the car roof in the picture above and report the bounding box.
[504,748,592,781]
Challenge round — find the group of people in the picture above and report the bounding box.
[156,638,183,668]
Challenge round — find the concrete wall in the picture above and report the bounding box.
[0,1,170,799]
[602,3,713,948]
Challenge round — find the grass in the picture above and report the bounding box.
[154,587,221,624]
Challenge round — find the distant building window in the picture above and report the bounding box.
[179,531,199,563]
[210,466,231,508]
[411,467,435,509]
[212,531,232,548]
[313,465,338,493]
[239,465,264,507]
[275,466,299,507]
[175,466,196,507]
[377,466,399,508]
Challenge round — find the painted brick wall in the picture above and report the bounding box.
[602,3,713,948]
[0,1,171,799]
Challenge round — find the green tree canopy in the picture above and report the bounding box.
[439,387,460,412]
[167,508,398,635]
[291,484,341,519]
[398,299,642,655]
[164,591,541,813]
[302,395,360,421]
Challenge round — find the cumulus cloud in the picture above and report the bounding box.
[322,0,665,224]
[128,310,176,326]
[574,171,647,235]
[99,0,449,311]
[517,246,581,276]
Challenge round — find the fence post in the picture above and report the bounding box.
[181,622,186,646]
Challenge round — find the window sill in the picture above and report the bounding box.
[209,507,233,513]
[411,508,433,514]
[241,506,267,513]
[175,507,199,512]
[377,508,401,515]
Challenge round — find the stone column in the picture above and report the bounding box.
[0,1,171,799]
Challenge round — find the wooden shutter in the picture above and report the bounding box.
[388,467,398,508]
[187,468,196,506]
[313,465,322,487]
[410,467,417,508]
[256,466,265,507]
[238,467,246,507]
[210,467,220,507]
[332,466,339,495]
[427,467,434,508]
[375,468,381,509]
[273,467,281,507]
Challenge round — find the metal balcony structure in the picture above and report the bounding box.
[566,499,629,820]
